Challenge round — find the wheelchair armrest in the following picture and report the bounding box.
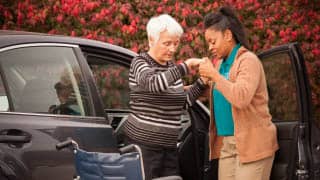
[119,144,141,154]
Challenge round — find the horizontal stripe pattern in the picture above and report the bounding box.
[124,52,206,148]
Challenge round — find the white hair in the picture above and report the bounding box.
[146,14,183,43]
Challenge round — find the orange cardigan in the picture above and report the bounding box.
[208,47,279,163]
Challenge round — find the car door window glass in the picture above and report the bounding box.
[0,46,91,116]
[90,62,129,109]
[261,52,299,121]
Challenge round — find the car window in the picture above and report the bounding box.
[88,56,129,110]
[261,52,299,121]
[0,46,91,116]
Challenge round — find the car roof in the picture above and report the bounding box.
[0,30,137,57]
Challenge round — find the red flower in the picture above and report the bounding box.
[253,44,259,51]
[80,18,86,25]
[84,2,96,12]
[274,13,281,20]
[121,25,128,33]
[165,6,173,13]
[213,2,219,8]
[279,30,286,38]
[120,4,129,15]
[182,8,191,17]
[193,10,200,17]
[128,25,137,35]
[131,20,137,27]
[62,3,70,12]
[292,12,299,19]
[107,38,114,44]
[4,10,13,20]
[95,13,102,21]
[17,11,24,25]
[184,33,193,42]
[291,31,298,40]
[306,31,311,39]
[181,19,187,28]
[313,25,320,34]
[254,2,261,9]
[71,6,79,17]
[40,9,48,23]
[157,7,163,13]
[71,30,76,37]
[253,19,263,30]
[175,2,180,12]
[85,33,93,39]
[285,28,292,34]
[17,2,24,10]
[48,29,57,34]
[56,14,64,23]
[112,20,121,28]
[312,49,320,56]
[266,29,274,38]
[53,4,59,13]
[27,5,34,19]
[235,2,245,9]
[265,17,273,24]
[98,36,106,42]
[131,45,139,53]
[121,25,137,35]
[101,8,110,17]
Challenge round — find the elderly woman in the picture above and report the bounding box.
[199,6,279,180]
[122,14,205,179]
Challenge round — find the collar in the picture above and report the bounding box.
[141,52,170,67]
[223,43,241,66]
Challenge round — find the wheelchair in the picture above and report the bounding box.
[56,138,182,180]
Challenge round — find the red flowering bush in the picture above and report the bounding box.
[0,0,319,119]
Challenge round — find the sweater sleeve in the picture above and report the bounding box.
[131,56,188,93]
[214,53,262,109]
[185,78,207,107]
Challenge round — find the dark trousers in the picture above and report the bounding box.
[125,138,180,180]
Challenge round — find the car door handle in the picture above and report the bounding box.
[0,135,31,143]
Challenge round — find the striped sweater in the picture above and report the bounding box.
[123,52,206,148]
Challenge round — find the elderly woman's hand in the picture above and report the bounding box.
[199,57,220,82]
[184,58,205,70]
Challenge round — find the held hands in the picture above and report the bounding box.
[199,57,219,83]
[200,76,210,85]
[184,57,220,84]
[184,58,205,70]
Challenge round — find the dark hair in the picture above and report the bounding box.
[204,6,249,49]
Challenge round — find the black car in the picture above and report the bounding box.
[0,30,319,180]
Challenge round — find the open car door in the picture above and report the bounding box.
[182,42,318,180]
[258,42,318,180]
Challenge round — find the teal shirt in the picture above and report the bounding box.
[213,44,240,136]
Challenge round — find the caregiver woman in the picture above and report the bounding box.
[199,6,279,180]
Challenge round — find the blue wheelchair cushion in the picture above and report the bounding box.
[75,149,143,180]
